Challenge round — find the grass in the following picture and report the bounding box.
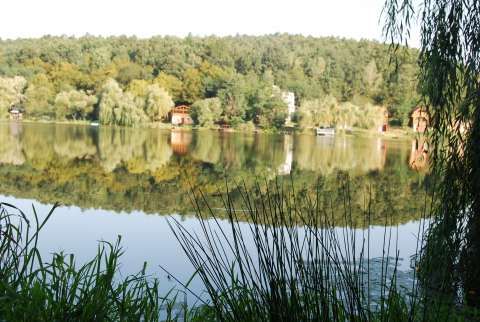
[0,179,479,321]
[0,202,200,322]
[169,178,479,321]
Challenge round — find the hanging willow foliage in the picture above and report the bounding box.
[383,0,480,307]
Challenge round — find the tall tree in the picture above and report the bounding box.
[180,68,203,104]
[144,84,174,121]
[54,90,97,120]
[191,97,222,127]
[384,0,480,306]
[153,73,183,102]
[98,78,146,126]
[24,74,56,118]
[0,76,26,118]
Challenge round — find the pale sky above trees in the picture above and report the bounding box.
[0,0,419,46]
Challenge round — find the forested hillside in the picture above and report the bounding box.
[0,34,419,128]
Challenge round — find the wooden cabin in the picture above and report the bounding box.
[171,105,193,126]
[217,120,234,132]
[316,127,335,136]
[9,108,23,121]
[411,107,429,133]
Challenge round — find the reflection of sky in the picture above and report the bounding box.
[1,194,425,303]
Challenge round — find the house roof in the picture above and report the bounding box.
[171,105,190,114]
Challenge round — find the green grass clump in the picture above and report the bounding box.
[1,178,479,321]
[0,202,194,322]
[169,179,480,322]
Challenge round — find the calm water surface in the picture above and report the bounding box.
[0,122,428,299]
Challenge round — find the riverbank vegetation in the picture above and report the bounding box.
[0,202,203,321]
[1,181,477,321]
[0,35,418,129]
[384,0,480,309]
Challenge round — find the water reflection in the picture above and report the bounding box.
[0,122,430,300]
[0,122,427,224]
[0,123,407,176]
[293,135,388,175]
[409,137,429,171]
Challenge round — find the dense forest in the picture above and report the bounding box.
[0,34,419,129]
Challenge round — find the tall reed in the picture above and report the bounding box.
[169,178,478,321]
[0,202,184,322]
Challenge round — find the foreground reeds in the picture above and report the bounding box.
[0,202,192,322]
[0,178,479,321]
[169,178,479,321]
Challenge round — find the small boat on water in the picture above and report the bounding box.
[90,122,99,127]
[315,127,335,136]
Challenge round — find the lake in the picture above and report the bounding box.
[0,122,429,302]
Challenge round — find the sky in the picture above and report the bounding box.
[0,0,418,45]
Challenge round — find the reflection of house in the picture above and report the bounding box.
[409,138,429,170]
[171,105,193,126]
[282,91,296,125]
[411,107,429,133]
[217,120,233,132]
[379,108,389,132]
[9,108,23,121]
[278,134,293,175]
[170,130,192,155]
[376,138,388,169]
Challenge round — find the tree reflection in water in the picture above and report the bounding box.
[0,122,429,225]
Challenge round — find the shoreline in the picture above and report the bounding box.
[1,119,416,139]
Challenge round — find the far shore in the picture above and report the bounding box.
[2,118,417,140]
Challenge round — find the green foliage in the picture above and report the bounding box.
[24,74,55,119]
[0,76,26,118]
[298,96,385,130]
[191,97,222,127]
[180,68,203,104]
[153,72,183,101]
[115,60,152,86]
[54,89,97,120]
[0,203,191,322]
[0,35,419,128]
[126,80,174,121]
[143,84,174,121]
[98,78,147,126]
[384,0,480,308]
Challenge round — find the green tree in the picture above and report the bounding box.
[191,97,222,127]
[24,74,56,119]
[144,84,173,121]
[198,61,230,97]
[0,34,421,126]
[153,73,183,102]
[98,78,146,126]
[0,76,27,118]
[362,60,382,95]
[54,90,97,120]
[126,79,150,98]
[384,0,480,306]
[115,61,152,86]
[297,95,338,128]
[180,68,203,104]
[218,76,248,125]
